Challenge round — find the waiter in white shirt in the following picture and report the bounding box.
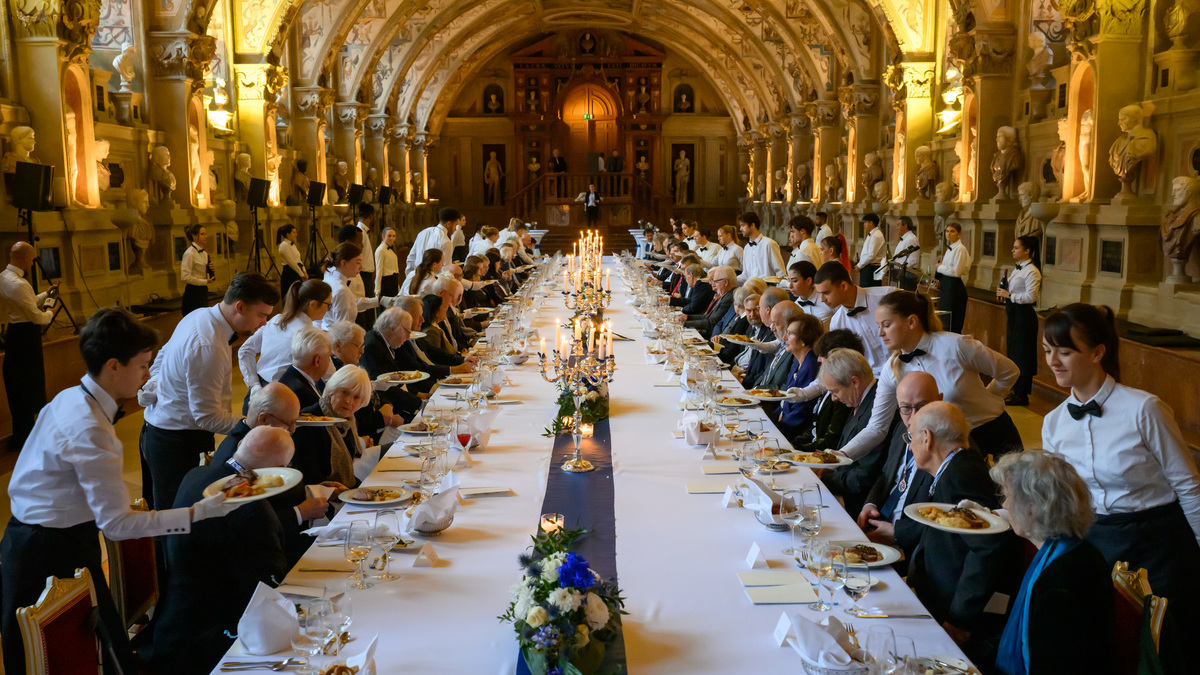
[936,221,972,333]
[405,207,459,275]
[786,260,835,326]
[356,203,377,301]
[997,235,1042,406]
[680,221,696,249]
[814,211,832,244]
[0,242,54,451]
[785,216,822,272]
[736,212,786,283]
[691,227,721,265]
[139,272,278,511]
[813,261,893,372]
[855,214,886,288]
[713,225,744,273]
[1041,303,1200,637]
[576,184,602,226]
[894,217,921,291]
[1,308,242,675]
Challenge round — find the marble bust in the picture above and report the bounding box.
[127,188,154,272]
[233,153,252,203]
[823,163,841,203]
[95,139,112,193]
[1027,33,1053,89]
[1162,176,1200,280]
[113,42,136,93]
[4,126,36,175]
[934,181,955,203]
[1015,181,1043,238]
[149,145,176,207]
[873,179,890,203]
[915,145,938,200]
[292,158,311,202]
[860,151,885,202]
[332,160,350,202]
[990,126,1024,200]
[795,164,811,201]
[1108,104,1158,198]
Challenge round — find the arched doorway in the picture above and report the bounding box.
[559,83,619,173]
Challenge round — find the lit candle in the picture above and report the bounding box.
[579,423,594,438]
[539,337,546,355]
[540,512,564,533]
[554,318,561,348]
[605,269,610,292]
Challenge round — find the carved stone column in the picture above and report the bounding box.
[764,123,786,201]
[886,60,935,202]
[146,32,215,208]
[750,131,766,200]
[839,84,881,204]
[293,86,334,188]
[806,98,841,203]
[786,114,810,202]
[391,123,412,202]
[233,63,286,194]
[333,102,365,183]
[363,114,392,189]
[736,136,751,199]
[961,24,1017,203]
[412,133,434,201]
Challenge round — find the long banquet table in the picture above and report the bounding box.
[218,261,972,673]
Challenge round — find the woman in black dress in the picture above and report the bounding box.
[997,236,1042,406]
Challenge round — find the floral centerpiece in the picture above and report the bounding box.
[543,381,609,436]
[501,528,625,675]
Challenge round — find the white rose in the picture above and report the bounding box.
[514,585,535,618]
[540,552,566,582]
[583,592,609,630]
[549,587,582,613]
[525,606,548,628]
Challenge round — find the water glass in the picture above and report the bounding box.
[373,510,403,581]
[821,545,846,611]
[798,486,823,546]
[780,490,804,556]
[420,455,440,497]
[866,626,898,675]
[843,562,873,616]
[343,520,374,590]
[291,599,332,675]
[323,590,351,661]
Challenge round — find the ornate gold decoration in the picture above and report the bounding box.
[10,0,58,38]
[59,0,100,64]
[838,85,879,118]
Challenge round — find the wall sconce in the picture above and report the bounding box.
[206,78,233,134]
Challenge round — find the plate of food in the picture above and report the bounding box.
[439,375,477,387]
[463,307,492,317]
[295,414,347,426]
[687,346,716,355]
[830,541,903,567]
[377,370,430,384]
[682,337,707,345]
[202,467,303,503]
[780,450,853,468]
[716,395,757,408]
[904,502,1011,535]
[762,276,783,284]
[755,459,794,474]
[720,334,760,346]
[337,486,413,507]
[745,387,789,401]
[409,330,427,340]
[398,421,439,435]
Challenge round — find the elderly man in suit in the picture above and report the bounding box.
[905,401,1024,664]
[276,326,330,409]
[685,265,737,339]
[151,427,296,673]
[669,263,714,314]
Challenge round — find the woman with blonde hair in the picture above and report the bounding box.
[291,364,375,488]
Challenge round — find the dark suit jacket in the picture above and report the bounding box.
[679,282,715,316]
[290,401,361,487]
[758,350,795,391]
[907,448,1024,637]
[1023,541,1116,675]
[865,430,933,565]
[359,329,398,380]
[793,392,852,452]
[395,341,450,392]
[606,155,624,173]
[685,291,733,339]
[418,329,464,367]
[277,364,322,409]
[550,157,567,172]
[153,461,287,673]
[741,330,778,389]
[822,382,899,517]
[716,313,750,365]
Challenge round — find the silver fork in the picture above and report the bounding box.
[846,622,858,649]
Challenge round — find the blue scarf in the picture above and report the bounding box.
[995,537,1081,675]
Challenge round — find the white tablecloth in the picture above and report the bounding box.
[216,262,971,673]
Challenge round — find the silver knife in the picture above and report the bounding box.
[856,613,934,619]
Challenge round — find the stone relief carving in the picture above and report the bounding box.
[12,0,59,38]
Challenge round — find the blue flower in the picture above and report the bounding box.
[548,668,563,675]
[558,552,595,591]
[532,626,560,651]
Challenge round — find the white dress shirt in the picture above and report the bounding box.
[896,231,921,269]
[693,241,721,265]
[357,222,375,274]
[796,289,835,327]
[238,314,312,390]
[322,268,377,330]
[451,227,466,248]
[857,227,886,268]
[837,330,1018,460]
[738,233,786,282]
[938,240,972,278]
[180,244,209,286]
[143,305,239,434]
[399,271,436,297]
[0,264,52,325]
[681,236,695,250]
[1043,375,1200,542]
[830,286,894,373]
[278,240,305,277]
[10,374,192,537]
[406,224,453,275]
[715,243,743,272]
[1006,262,1041,305]
[374,243,400,296]
[468,236,495,258]
[815,224,833,244]
[498,229,520,246]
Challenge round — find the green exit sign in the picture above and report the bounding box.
[582,113,594,120]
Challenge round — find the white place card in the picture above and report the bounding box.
[773,612,796,647]
[745,542,768,569]
[721,486,742,508]
[700,446,717,461]
[413,542,442,567]
[685,479,734,494]
[459,487,514,498]
[455,447,473,467]
[701,461,739,475]
[671,430,685,440]
[738,570,812,587]
[276,584,325,598]
[745,584,819,605]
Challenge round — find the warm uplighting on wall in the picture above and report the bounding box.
[937,67,964,134]
[207,78,234,133]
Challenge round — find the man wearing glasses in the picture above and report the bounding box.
[684,265,737,339]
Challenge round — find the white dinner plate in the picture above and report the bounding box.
[438,376,478,388]
[755,461,793,475]
[779,451,853,469]
[409,331,427,339]
[744,390,789,402]
[202,467,302,503]
[376,370,430,385]
[720,336,762,347]
[294,415,347,427]
[904,502,1011,535]
[337,486,413,507]
[715,396,758,408]
[829,540,903,567]
[398,422,439,435]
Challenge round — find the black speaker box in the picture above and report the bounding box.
[347,183,364,205]
[13,162,52,211]
[247,178,270,208]
[378,186,394,205]
[307,181,326,206]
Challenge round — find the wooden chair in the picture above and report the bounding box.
[16,567,102,675]
[103,499,159,631]
[1112,561,1168,675]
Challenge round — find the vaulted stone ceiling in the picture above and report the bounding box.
[217,0,917,133]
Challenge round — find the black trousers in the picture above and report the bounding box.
[586,205,599,225]
[139,422,214,511]
[1005,301,1039,397]
[859,264,881,288]
[452,245,468,264]
[379,274,399,298]
[359,271,375,298]
[1089,502,1200,640]
[0,518,134,675]
[280,266,303,298]
[968,411,1023,459]
[181,283,208,316]
[3,322,45,451]
[938,275,967,333]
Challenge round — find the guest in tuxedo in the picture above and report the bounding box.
[786,260,835,326]
[858,371,940,568]
[433,277,478,350]
[790,330,857,453]
[276,326,331,409]
[684,265,736,338]
[576,183,602,225]
[818,348,898,517]
[725,292,770,373]
[291,365,375,487]
[328,320,365,370]
[990,451,1116,675]
[151,427,295,674]
[670,263,714,314]
[326,319,412,429]
[771,313,823,439]
[936,221,972,333]
[1041,303,1200,637]
[905,402,1024,665]
[363,307,472,397]
[711,279,766,363]
[739,288,793,389]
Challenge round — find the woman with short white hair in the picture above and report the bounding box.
[291,365,373,488]
[990,450,1114,675]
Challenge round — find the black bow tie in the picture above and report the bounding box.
[898,348,926,363]
[721,245,728,251]
[228,333,239,346]
[112,408,126,424]
[798,300,815,307]
[846,306,867,317]
[686,236,694,241]
[1068,400,1103,420]
[747,240,758,247]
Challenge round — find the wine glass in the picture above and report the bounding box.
[744,419,764,443]
[893,636,918,675]
[322,592,350,662]
[804,540,831,611]
[737,451,760,483]
[420,455,440,498]
[820,545,846,612]
[866,626,898,675]
[757,440,781,490]
[343,520,374,590]
[798,486,823,551]
[780,489,805,556]
[373,509,403,581]
[721,411,742,458]
[843,562,873,617]
[291,599,332,675]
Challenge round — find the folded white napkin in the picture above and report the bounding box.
[302,522,387,543]
[459,408,500,450]
[405,484,460,534]
[787,614,858,668]
[742,477,783,524]
[353,445,383,483]
[237,583,299,655]
[678,413,716,446]
[346,634,379,675]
